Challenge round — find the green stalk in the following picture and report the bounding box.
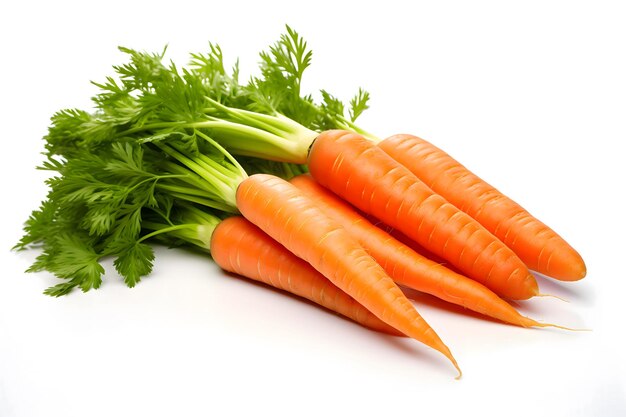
[118,116,318,164]
[194,129,247,177]
[156,183,221,199]
[138,224,200,243]
[167,192,235,212]
[142,207,221,250]
[203,97,286,136]
[159,160,220,193]
[156,143,240,211]
[182,204,224,224]
[335,117,380,143]
[191,120,315,163]
[203,97,307,137]
[185,153,235,185]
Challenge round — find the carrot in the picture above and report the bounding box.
[210,216,403,336]
[76,55,534,300]
[289,174,558,328]
[308,130,538,301]
[363,214,453,267]
[378,134,586,281]
[236,173,461,377]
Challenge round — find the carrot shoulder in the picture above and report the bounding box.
[378,134,586,281]
[210,216,403,336]
[289,174,548,328]
[307,130,538,300]
[236,173,461,376]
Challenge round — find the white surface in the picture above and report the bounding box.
[1,1,625,416]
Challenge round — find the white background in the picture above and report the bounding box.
[1,1,625,416]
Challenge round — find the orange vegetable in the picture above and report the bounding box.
[364,214,453,267]
[210,216,403,336]
[236,173,461,377]
[308,130,538,300]
[379,134,586,281]
[290,174,558,328]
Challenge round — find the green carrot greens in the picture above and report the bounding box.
[15,26,372,295]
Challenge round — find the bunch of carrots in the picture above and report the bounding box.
[15,27,586,378]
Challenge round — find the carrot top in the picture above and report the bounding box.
[14,28,369,295]
[13,128,238,295]
[77,27,376,165]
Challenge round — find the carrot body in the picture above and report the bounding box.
[210,216,402,336]
[308,130,538,300]
[289,174,545,328]
[365,214,453,267]
[236,173,461,375]
[378,134,586,281]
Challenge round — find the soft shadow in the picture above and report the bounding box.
[217,271,461,379]
[372,335,462,379]
[218,270,402,335]
[401,285,589,333]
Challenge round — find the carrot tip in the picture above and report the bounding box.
[535,292,570,303]
[519,316,590,331]
[441,348,462,379]
[536,322,592,332]
[445,357,462,380]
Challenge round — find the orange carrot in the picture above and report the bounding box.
[236,173,461,377]
[364,214,453,268]
[378,134,586,281]
[307,130,538,300]
[210,216,403,336]
[289,174,556,328]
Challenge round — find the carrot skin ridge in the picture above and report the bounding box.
[210,216,403,336]
[307,130,538,301]
[289,174,548,328]
[236,173,461,376]
[367,216,454,268]
[378,134,586,281]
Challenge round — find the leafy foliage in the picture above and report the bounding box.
[349,88,370,122]
[17,26,373,295]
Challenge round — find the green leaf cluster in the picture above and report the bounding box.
[16,26,373,296]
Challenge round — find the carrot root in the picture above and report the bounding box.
[535,292,570,303]
[522,318,591,332]
[236,173,461,375]
[378,133,586,281]
[289,174,551,330]
[210,216,404,336]
[308,130,539,301]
